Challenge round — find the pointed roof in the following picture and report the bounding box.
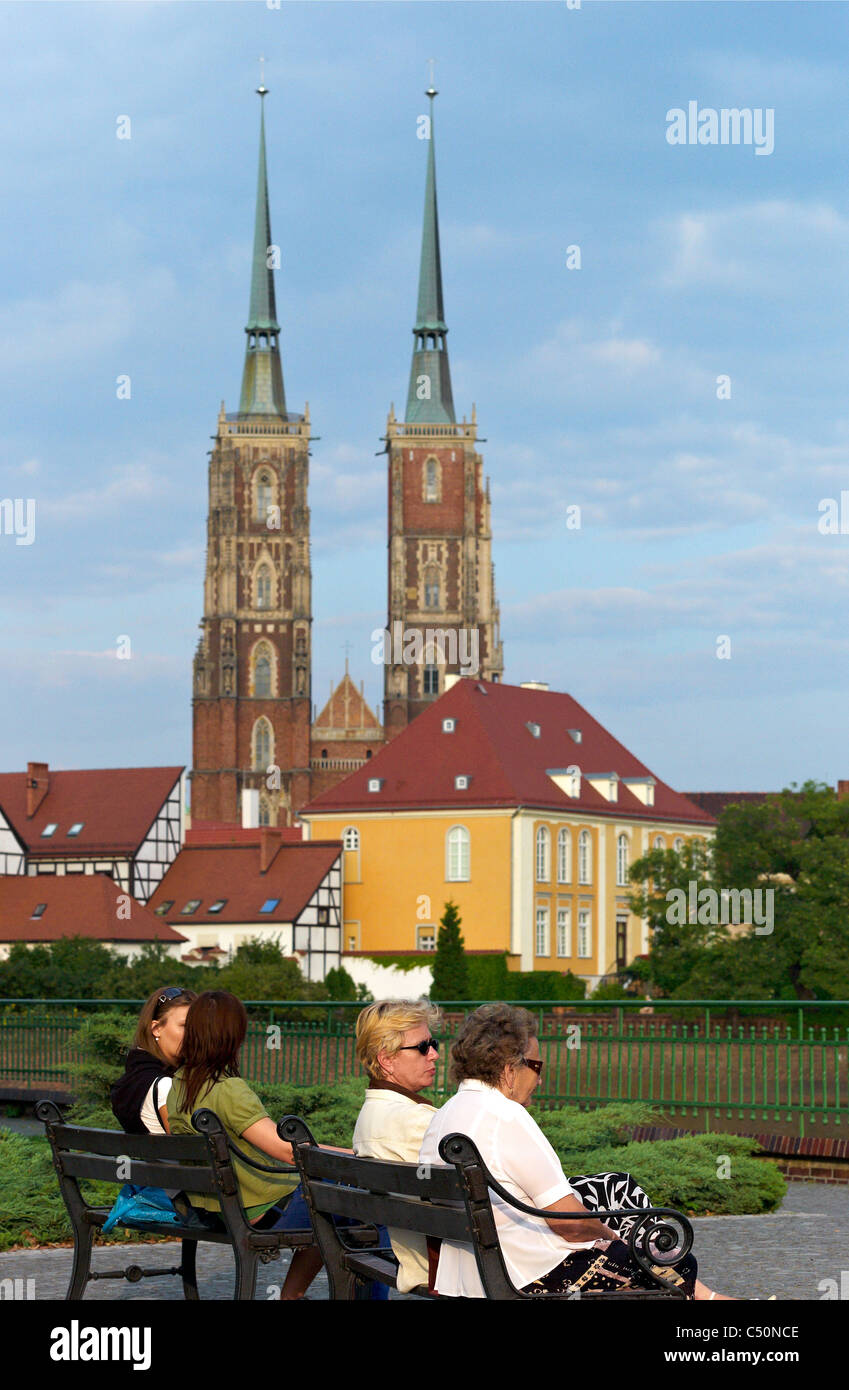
[303,679,715,826]
[238,87,287,417]
[148,839,341,926]
[405,87,455,424]
[313,665,382,736]
[0,765,183,856]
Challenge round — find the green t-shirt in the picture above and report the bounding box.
[167,1072,299,1219]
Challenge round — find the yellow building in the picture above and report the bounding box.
[300,679,715,986]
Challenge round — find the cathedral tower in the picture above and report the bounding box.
[191,86,312,826]
[383,85,503,735]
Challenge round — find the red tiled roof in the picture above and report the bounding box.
[303,680,714,827]
[148,840,341,926]
[0,766,183,856]
[185,825,304,845]
[684,791,775,817]
[0,875,187,943]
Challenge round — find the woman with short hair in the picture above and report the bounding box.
[111,985,197,1135]
[419,1003,731,1300]
[352,999,441,1293]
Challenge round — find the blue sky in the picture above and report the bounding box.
[1,0,849,795]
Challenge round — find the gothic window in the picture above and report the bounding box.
[423,456,440,503]
[424,566,441,609]
[343,827,359,851]
[423,665,439,696]
[295,627,307,656]
[253,641,274,698]
[253,718,273,771]
[258,795,272,827]
[256,564,272,610]
[654,835,665,851]
[255,470,273,523]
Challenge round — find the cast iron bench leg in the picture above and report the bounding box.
[180,1238,200,1300]
[67,1223,96,1300]
[232,1247,259,1301]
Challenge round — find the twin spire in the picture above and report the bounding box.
[238,78,455,425]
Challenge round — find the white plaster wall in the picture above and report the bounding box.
[342,955,433,1000]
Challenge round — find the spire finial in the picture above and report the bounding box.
[257,55,268,98]
[426,57,437,99]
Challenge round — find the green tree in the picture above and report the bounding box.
[627,838,715,995]
[0,937,117,999]
[431,900,470,1000]
[215,938,328,1002]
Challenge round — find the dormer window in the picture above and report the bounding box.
[67,823,84,837]
[259,898,280,914]
[454,775,471,790]
[181,899,201,915]
[526,722,541,739]
[368,778,383,793]
[31,903,47,919]
[442,718,456,733]
[568,729,582,744]
[41,824,57,838]
[154,901,174,917]
[208,899,227,914]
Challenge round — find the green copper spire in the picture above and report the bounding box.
[239,82,287,417]
[405,84,455,424]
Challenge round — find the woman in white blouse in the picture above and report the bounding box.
[419,1003,732,1300]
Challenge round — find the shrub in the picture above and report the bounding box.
[431,901,470,1000]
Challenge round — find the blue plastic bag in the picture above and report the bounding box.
[102,1183,181,1233]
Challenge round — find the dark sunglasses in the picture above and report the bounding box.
[522,1057,543,1075]
[154,986,185,1017]
[398,1037,440,1056]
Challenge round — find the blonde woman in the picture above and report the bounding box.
[352,999,441,1293]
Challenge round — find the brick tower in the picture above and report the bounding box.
[383,84,503,737]
[191,84,312,826]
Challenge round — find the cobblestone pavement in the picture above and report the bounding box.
[1,1182,844,1302]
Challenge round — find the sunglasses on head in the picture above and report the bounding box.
[398,1037,440,1056]
[522,1057,543,1075]
[154,986,185,1018]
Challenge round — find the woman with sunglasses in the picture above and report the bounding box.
[352,1000,441,1293]
[419,1003,732,1300]
[110,985,197,1135]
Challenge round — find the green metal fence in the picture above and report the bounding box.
[1,999,847,1136]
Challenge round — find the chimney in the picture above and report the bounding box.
[838,780,849,801]
[26,761,49,818]
[260,826,282,873]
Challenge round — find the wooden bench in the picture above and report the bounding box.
[36,1099,315,1300]
[280,1115,695,1301]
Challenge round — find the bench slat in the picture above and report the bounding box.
[50,1125,209,1162]
[298,1149,462,1199]
[60,1152,219,1194]
[308,1179,473,1241]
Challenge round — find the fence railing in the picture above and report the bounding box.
[1,999,847,1136]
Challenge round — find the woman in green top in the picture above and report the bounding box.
[167,989,323,1300]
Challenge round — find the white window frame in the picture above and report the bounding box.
[557,828,571,884]
[616,833,629,887]
[577,908,592,959]
[446,825,470,882]
[416,925,437,951]
[578,829,592,885]
[342,827,359,852]
[535,825,550,882]
[535,904,550,957]
[556,906,571,957]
